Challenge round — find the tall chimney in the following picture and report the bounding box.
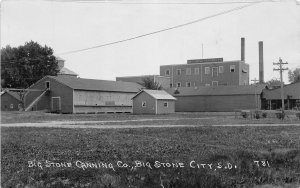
[241,37,245,62]
[259,41,264,83]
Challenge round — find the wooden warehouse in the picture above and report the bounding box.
[262,82,300,110]
[132,89,176,114]
[1,90,22,111]
[166,85,266,112]
[24,76,143,113]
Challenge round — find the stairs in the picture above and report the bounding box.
[25,89,49,111]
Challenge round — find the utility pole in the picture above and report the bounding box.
[251,78,259,110]
[273,57,288,117]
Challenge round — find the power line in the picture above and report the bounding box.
[58,1,263,55]
[76,0,273,4]
[46,0,278,4]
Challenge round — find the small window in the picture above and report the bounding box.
[219,66,224,73]
[176,82,181,87]
[164,102,168,107]
[10,104,14,109]
[186,68,191,75]
[45,81,50,89]
[165,69,170,76]
[186,82,191,87]
[230,65,235,72]
[212,81,218,86]
[170,83,173,88]
[194,68,200,75]
[142,101,146,107]
[176,69,181,75]
[205,67,210,75]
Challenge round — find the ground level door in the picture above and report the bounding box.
[52,97,61,113]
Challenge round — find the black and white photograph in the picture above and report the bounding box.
[1,0,300,187]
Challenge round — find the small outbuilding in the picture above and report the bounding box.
[262,82,300,110]
[132,89,176,114]
[1,90,22,111]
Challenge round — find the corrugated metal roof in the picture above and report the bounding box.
[58,67,78,76]
[133,89,176,100]
[165,85,266,96]
[48,76,143,93]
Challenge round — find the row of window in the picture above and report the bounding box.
[165,65,236,76]
[142,101,168,107]
[172,81,219,88]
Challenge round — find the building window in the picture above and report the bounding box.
[186,68,191,75]
[219,66,224,73]
[142,101,146,107]
[176,69,181,75]
[10,104,14,109]
[194,68,200,75]
[164,102,168,107]
[186,82,191,87]
[170,83,173,88]
[205,67,210,74]
[205,84,210,86]
[45,81,50,89]
[212,81,218,86]
[176,82,181,87]
[230,65,235,72]
[165,69,170,76]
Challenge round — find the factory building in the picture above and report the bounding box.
[166,85,266,112]
[160,38,249,88]
[24,76,143,113]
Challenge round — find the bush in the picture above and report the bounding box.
[275,111,285,120]
[262,112,267,118]
[253,111,261,119]
[241,111,249,118]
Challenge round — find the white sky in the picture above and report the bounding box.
[1,0,300,83]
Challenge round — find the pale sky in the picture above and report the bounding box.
[1,0,300,83]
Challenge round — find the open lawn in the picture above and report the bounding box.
[2,111,300,126]
[2,125,300,188]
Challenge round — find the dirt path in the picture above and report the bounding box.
[1,118,299,129]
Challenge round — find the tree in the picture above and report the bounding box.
[265,78,282,88]
[1,41,59,88]
[288,68,300,83]
[141,77,162,90]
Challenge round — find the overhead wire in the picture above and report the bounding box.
[58,1,264,55]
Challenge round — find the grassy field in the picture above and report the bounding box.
[2,111,300,125]
[2,124,300,187]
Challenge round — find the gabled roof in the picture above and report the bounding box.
[1,90,21,101]
[263,82,300,99]
[47,76,142,93]
[165,85,267,96]
[58,67,78,76]
[132,89,176,100]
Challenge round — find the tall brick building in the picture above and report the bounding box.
[160,38,249,88]
[160,58,249,88]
